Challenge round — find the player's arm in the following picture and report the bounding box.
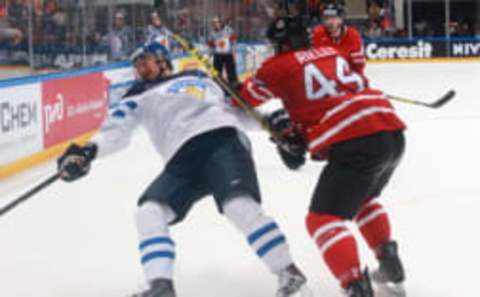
[348,28,366,75]
[241,68,306,169]
[91,98,142,158]
[229,27,237,45]
[207,31,215,49]
[57,98,141,182]
[266,109,307,170]
[239,62,278,108]
[310,24,323,48]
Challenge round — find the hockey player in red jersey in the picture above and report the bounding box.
[240,17,407,297]
[311,2,366,75]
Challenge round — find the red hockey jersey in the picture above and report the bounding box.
[240,47,405,159]
[311,25,366,75]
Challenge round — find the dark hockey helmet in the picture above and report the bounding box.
[131,41,172,70]
[266,16,310,53]
[322,2,346,18]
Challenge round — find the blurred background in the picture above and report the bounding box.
[0,0,477,75]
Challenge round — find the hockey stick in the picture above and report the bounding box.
[170,33,280,138]
[0,173,60,217]
[386,89,456,109]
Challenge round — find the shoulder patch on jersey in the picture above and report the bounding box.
[167,79,208,93]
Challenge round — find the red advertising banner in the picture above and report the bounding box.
[42,72,109,148]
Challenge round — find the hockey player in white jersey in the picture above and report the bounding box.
[57,42,307,297]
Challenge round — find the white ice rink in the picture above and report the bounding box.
[1,61,479,297]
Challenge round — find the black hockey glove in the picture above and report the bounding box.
[57,143,98,182]
[267,109,307,170]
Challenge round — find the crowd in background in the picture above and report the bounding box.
[0,0,478,70]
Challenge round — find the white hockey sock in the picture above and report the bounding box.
[223,196,293,274]
[135,201,176,282]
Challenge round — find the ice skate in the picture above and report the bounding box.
[345,270,374,297]
[130,278,176,297]
[372,241,406,297]
[276,264,311,297]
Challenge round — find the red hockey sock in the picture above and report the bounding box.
[306,212,362,288]
[355,199,391,257]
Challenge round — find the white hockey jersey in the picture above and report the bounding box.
[92,71,255,163]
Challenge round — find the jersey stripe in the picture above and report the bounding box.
[309,107,395,150]
[322,94,387,123]
[246,80,274,102]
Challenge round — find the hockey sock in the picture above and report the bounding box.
[306,212,362,288]
[223,196,293,274]
[136,201,177,282]
[354,199,391,258]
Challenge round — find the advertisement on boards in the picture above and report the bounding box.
[450,40,480,57]
[365,40,438,60]
[0,84,43,166]
[42,72,109,148]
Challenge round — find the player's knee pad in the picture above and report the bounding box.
[223,195,264,232]
[136,201,176,234]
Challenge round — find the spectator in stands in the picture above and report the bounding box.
[0,23,22,45]
[306,0,327,25]
[366,0,395,37]
[414,19,434,37]
[455,20,474,37]
[7,0,28,30]
[365,20,383,38]
[42,0,66,47]
[102,11,133,61]
[0,0,23,46]
[207,16,239,88]
[144,11,173,51]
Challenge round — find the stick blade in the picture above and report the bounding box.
[429,89,456,108]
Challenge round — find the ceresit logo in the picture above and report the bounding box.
[43,93,64,133]
[366,41,433,60]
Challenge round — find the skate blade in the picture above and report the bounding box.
[374,282,406,297]
[292,285,315,297]
[276,284,314,297]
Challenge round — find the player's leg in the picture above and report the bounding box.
[213,53,223,78]
[354,131,406,293]
[306,161,373,297]
[305,132,402,296]
[203,128,307,297]
[133,138,210,297]
[133,201,177,297]
[225,53,239,86]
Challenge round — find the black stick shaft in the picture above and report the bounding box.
[0,173,60,217]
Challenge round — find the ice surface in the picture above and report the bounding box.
[1,61,479,297]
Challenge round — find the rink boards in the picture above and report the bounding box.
[1,44,478,180]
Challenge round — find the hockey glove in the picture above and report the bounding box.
[57,143,98,182]
[267,109,307,170]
